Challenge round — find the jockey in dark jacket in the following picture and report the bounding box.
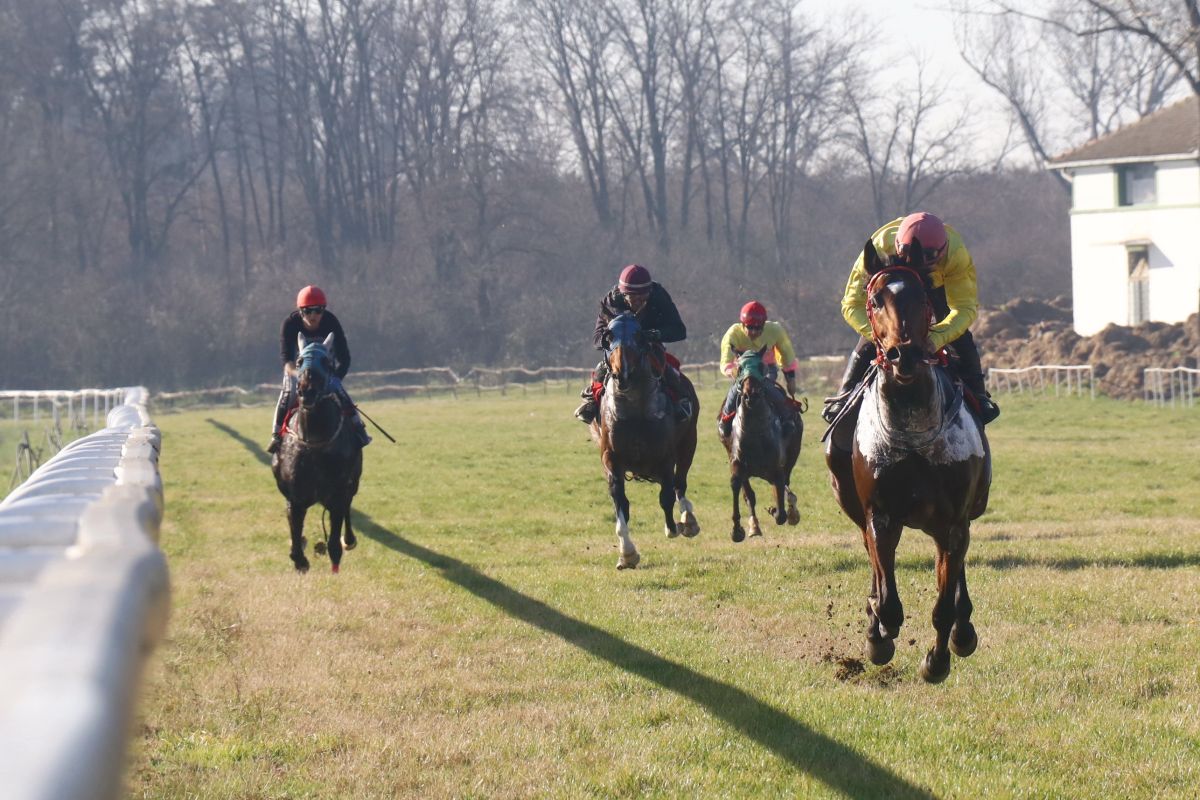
[268,285,371,453]
[574,263,693,424]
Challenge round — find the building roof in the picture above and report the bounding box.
[1049,94,1200,167]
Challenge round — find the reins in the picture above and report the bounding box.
[865,265,938,372]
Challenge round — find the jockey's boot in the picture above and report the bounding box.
[674,396,693,423]
[267,393,288,453]
[951,334,1000,425]
[267,433,282,454]
[574,383,599,424]
[661,367,692,422]
[355,415,372,447]
[822,342,874,424]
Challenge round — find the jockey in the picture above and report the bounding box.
[717,301,800,439]
[268,285,371,453]
[573,263,693,424]
[822,212,1000,425]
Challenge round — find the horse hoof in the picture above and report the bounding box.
[920,648,951,683]
[865,636,895,666]
[731,524,745,543]
[950,622,978,657]
[786,492,800,525]
[331,563,340,574]
[616,551,641,570]
[343,532,357,550]
[314,541,328,556]
[665,523,680,539]
[292,557,310,574]
[748,518,762,538]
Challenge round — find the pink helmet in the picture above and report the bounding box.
[896,212,947,258]
[296,285,327,308]
[740,301,767,327]
[618,264,652,295]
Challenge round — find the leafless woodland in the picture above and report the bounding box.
[0,0,1192,389]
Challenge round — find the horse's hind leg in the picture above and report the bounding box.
[342,505,357,551]
[674,419,700,538]
[287,502,310,573]
[659,472,678,539]
[920,525,968,684]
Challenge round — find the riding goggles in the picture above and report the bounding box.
[301,306,326,316]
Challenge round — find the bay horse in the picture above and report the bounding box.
[271,332,363,573]
[720,349,802,542]
[825,240,991,683]
[591,313,701,569]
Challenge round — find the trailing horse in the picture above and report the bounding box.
[590,313,701,569]
[719,349,802,542]
[825,241,991,683]
[271,332,363,573]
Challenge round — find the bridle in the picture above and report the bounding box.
[865,265,940,373]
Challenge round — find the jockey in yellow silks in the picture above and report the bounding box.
[822,212,999,425]
[717,301,800,438]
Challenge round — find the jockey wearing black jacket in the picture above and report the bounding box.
[268,285,370,453]
[574,264,692,424]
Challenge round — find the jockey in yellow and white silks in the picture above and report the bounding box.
[823,212,999,425]
[717,301,800,438]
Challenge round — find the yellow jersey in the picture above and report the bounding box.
[719,321,799,377]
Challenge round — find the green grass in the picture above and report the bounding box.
[132,388,1200,798]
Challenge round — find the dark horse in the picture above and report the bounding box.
[825,241,991,683]
[720,349,802,542]
[271,332,363,573]
[590,313,701,569]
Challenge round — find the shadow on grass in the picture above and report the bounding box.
[210,418,934,799]
[983,552,1200,571]
[208,418,271,467]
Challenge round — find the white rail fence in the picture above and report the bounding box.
[988,365,1095,399]
[0,389,127,428]
[1144,367,1200,407]
[153,358,849,408]
[0,386,168,800]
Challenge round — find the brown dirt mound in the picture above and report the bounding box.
[978,296,1200,399]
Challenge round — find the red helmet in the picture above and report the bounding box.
[896,212,947,258]
[296,285,327,308]
[618,264,652,295]
[740,301,767,327]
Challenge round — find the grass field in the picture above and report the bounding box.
[130,386,1200,798]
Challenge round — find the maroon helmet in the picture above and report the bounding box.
[618,264,652,295]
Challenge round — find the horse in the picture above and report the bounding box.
[719,349,802,542]
[824,240,991,683]
[590,312,701,569]
[271,332,363,573]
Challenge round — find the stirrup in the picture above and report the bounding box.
[674,398,693,423]
[574,401,597,424]
[821,400,843,425]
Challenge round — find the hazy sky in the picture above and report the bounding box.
[804,0,1022,164]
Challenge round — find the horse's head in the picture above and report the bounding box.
[863,238,934,384]
[736,347,769,407]
[605,312,651,390]
[296,332,336,407]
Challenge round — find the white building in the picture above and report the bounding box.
[1049,96,1200,335]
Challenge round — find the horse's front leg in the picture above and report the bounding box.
[951,562,978,657]
[743,482,761,538]
[659,468,678,539]
[327,504,346,574]
[287,502,310,573]
[863,508,903,664]
[921,524,970,683]
[729,468,745,542]
[605,459,638,570]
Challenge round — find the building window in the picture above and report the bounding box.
[1127,245,1150,325]
[1118,164,1156,206]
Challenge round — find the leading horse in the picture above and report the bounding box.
[720,349,802,542]
[591,313,701,569]
[272,332,363,573]
[825,240,991,683]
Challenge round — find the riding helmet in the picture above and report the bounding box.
[618,264,652,295]
[740,301,768,327]
[896,212,947,257]
[296,285,328,308]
